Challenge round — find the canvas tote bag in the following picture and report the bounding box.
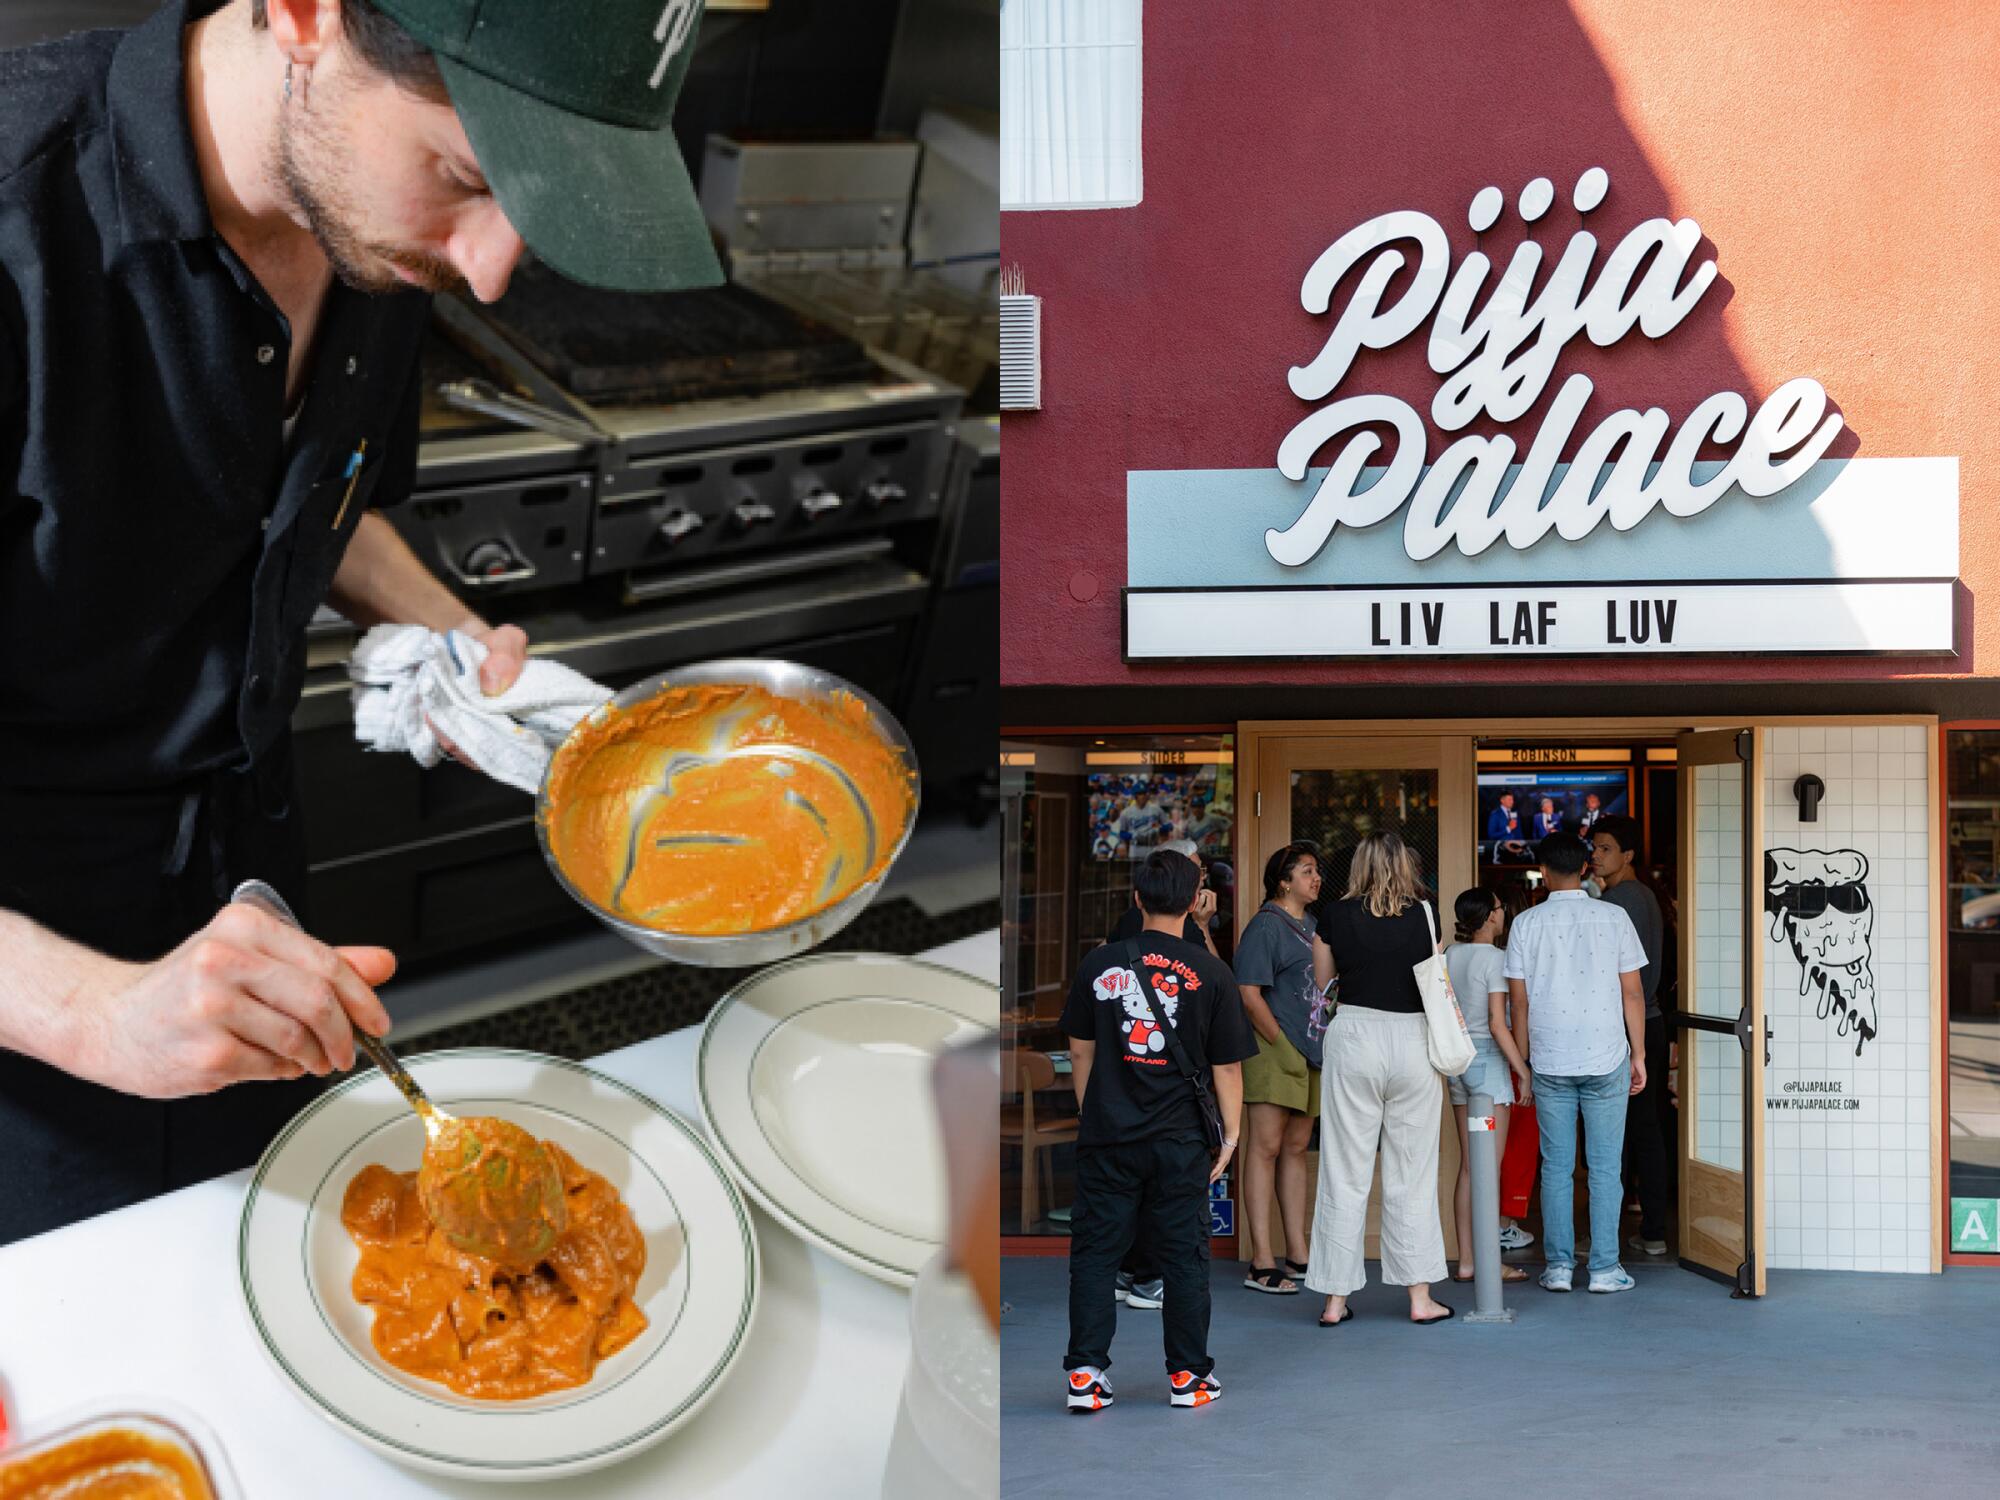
[1414,899,1476,1075]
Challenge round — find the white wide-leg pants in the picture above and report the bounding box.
[1305,1005,1448,1295]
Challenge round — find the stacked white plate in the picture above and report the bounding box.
[695,952,999,1285]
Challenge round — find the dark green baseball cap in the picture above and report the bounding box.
[369,0,724,293]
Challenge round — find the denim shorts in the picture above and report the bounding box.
[1448,1041,1514,1107]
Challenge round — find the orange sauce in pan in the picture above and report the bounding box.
[341,1141,648,1401]
[542,682,914,934]
[0,1427,214,1499]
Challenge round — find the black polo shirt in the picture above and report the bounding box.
[0,0,429,803]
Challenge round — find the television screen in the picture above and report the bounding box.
[1479,770,1632,865]
[1086,767,1232,861]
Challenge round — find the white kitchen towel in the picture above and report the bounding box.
[348,625,612,794]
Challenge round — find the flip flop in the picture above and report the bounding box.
[1413,1305,1456,1326]
[1317,1306,1354,1328]
[1451,1266,1529,1283]
[1242,1266,1298,1295]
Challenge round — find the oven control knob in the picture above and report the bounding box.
[731,500,778,532]
[799,490,844,522]
[658,507,705,544]
[462,539,521,578]
[864,479,907,509]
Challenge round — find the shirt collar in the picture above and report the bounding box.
[1547,889,1589,900]
[106,0,216,247]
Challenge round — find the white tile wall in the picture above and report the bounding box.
[1761,725,1934,1273]
[1692,761,1747,1173]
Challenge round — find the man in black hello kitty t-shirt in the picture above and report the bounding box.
[1059,849,1255,1413]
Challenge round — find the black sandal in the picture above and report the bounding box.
[1413,1305,1456,1325]
[1242,1266,1299,1294]
[1283,1258,1310,1280]
[1317,1306,1354,1328]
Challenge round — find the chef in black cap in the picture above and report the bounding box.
[0,0,721,1243]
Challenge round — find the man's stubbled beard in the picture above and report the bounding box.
[273,80,468,299]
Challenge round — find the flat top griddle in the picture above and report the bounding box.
[466,259,879,407]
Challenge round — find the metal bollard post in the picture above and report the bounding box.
[1462,1089,1515,1324]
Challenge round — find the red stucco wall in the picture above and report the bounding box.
[999,0,2000,690]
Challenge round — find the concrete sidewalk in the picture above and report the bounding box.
[1001,1255,1999,1499]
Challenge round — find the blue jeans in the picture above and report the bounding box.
[1534,1066,1629,1276]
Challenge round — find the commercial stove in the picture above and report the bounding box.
[294,263,977,969]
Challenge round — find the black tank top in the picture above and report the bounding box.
[1318,898,1433,1013]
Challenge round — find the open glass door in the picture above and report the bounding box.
[1250,733,1475,1262]
[1255,736,1474,907]
[1675,728,1769,1296]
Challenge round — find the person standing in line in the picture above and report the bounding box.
[1444,888,1532,1285]
[1061,850,1254,1413]
[1304,830,1454,1327]
[1590,816,1671,1257]
[1105,839,1221,1310]
[1492,879,1539,1252]
[1505,832,1648,1295]
[1205,860,1238,966]
[1231,842,1332,1295]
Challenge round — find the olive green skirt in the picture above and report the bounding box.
[1241,1027,1320,1114]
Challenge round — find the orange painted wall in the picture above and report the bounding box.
[1566,0,2000,637]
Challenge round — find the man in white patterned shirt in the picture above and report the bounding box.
[1504,832,1647,1295]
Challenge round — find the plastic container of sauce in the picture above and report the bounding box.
[0,1398,240,1500]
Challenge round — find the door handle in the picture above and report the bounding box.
[1729,1007,1772,1065]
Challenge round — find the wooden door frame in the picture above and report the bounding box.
[1675,727,1768,1295]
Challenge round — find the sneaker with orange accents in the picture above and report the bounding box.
[1167,1370,1221,1408]
[1065,1366,1114,1412]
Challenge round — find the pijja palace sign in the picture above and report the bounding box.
[1122,170,1958,662]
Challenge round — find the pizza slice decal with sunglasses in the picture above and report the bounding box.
[1764,848,1878,1056]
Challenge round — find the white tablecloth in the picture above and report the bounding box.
[0,931,998,1496]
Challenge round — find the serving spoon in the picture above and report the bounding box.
[231,880,568,1270]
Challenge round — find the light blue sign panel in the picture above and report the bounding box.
[1127,457,1956,590]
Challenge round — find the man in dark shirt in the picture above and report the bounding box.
[0,0,720,1243]
[1104,839,1219,1309]
[1590,815,1671,1256]
[1061,850,1255,1413]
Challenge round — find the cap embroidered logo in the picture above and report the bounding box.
[652,0,699,87]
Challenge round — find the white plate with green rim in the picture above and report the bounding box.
[695,953,999,1286]
[237,1048,758,1483]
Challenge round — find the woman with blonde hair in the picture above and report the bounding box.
[1304,829,1454,1326]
